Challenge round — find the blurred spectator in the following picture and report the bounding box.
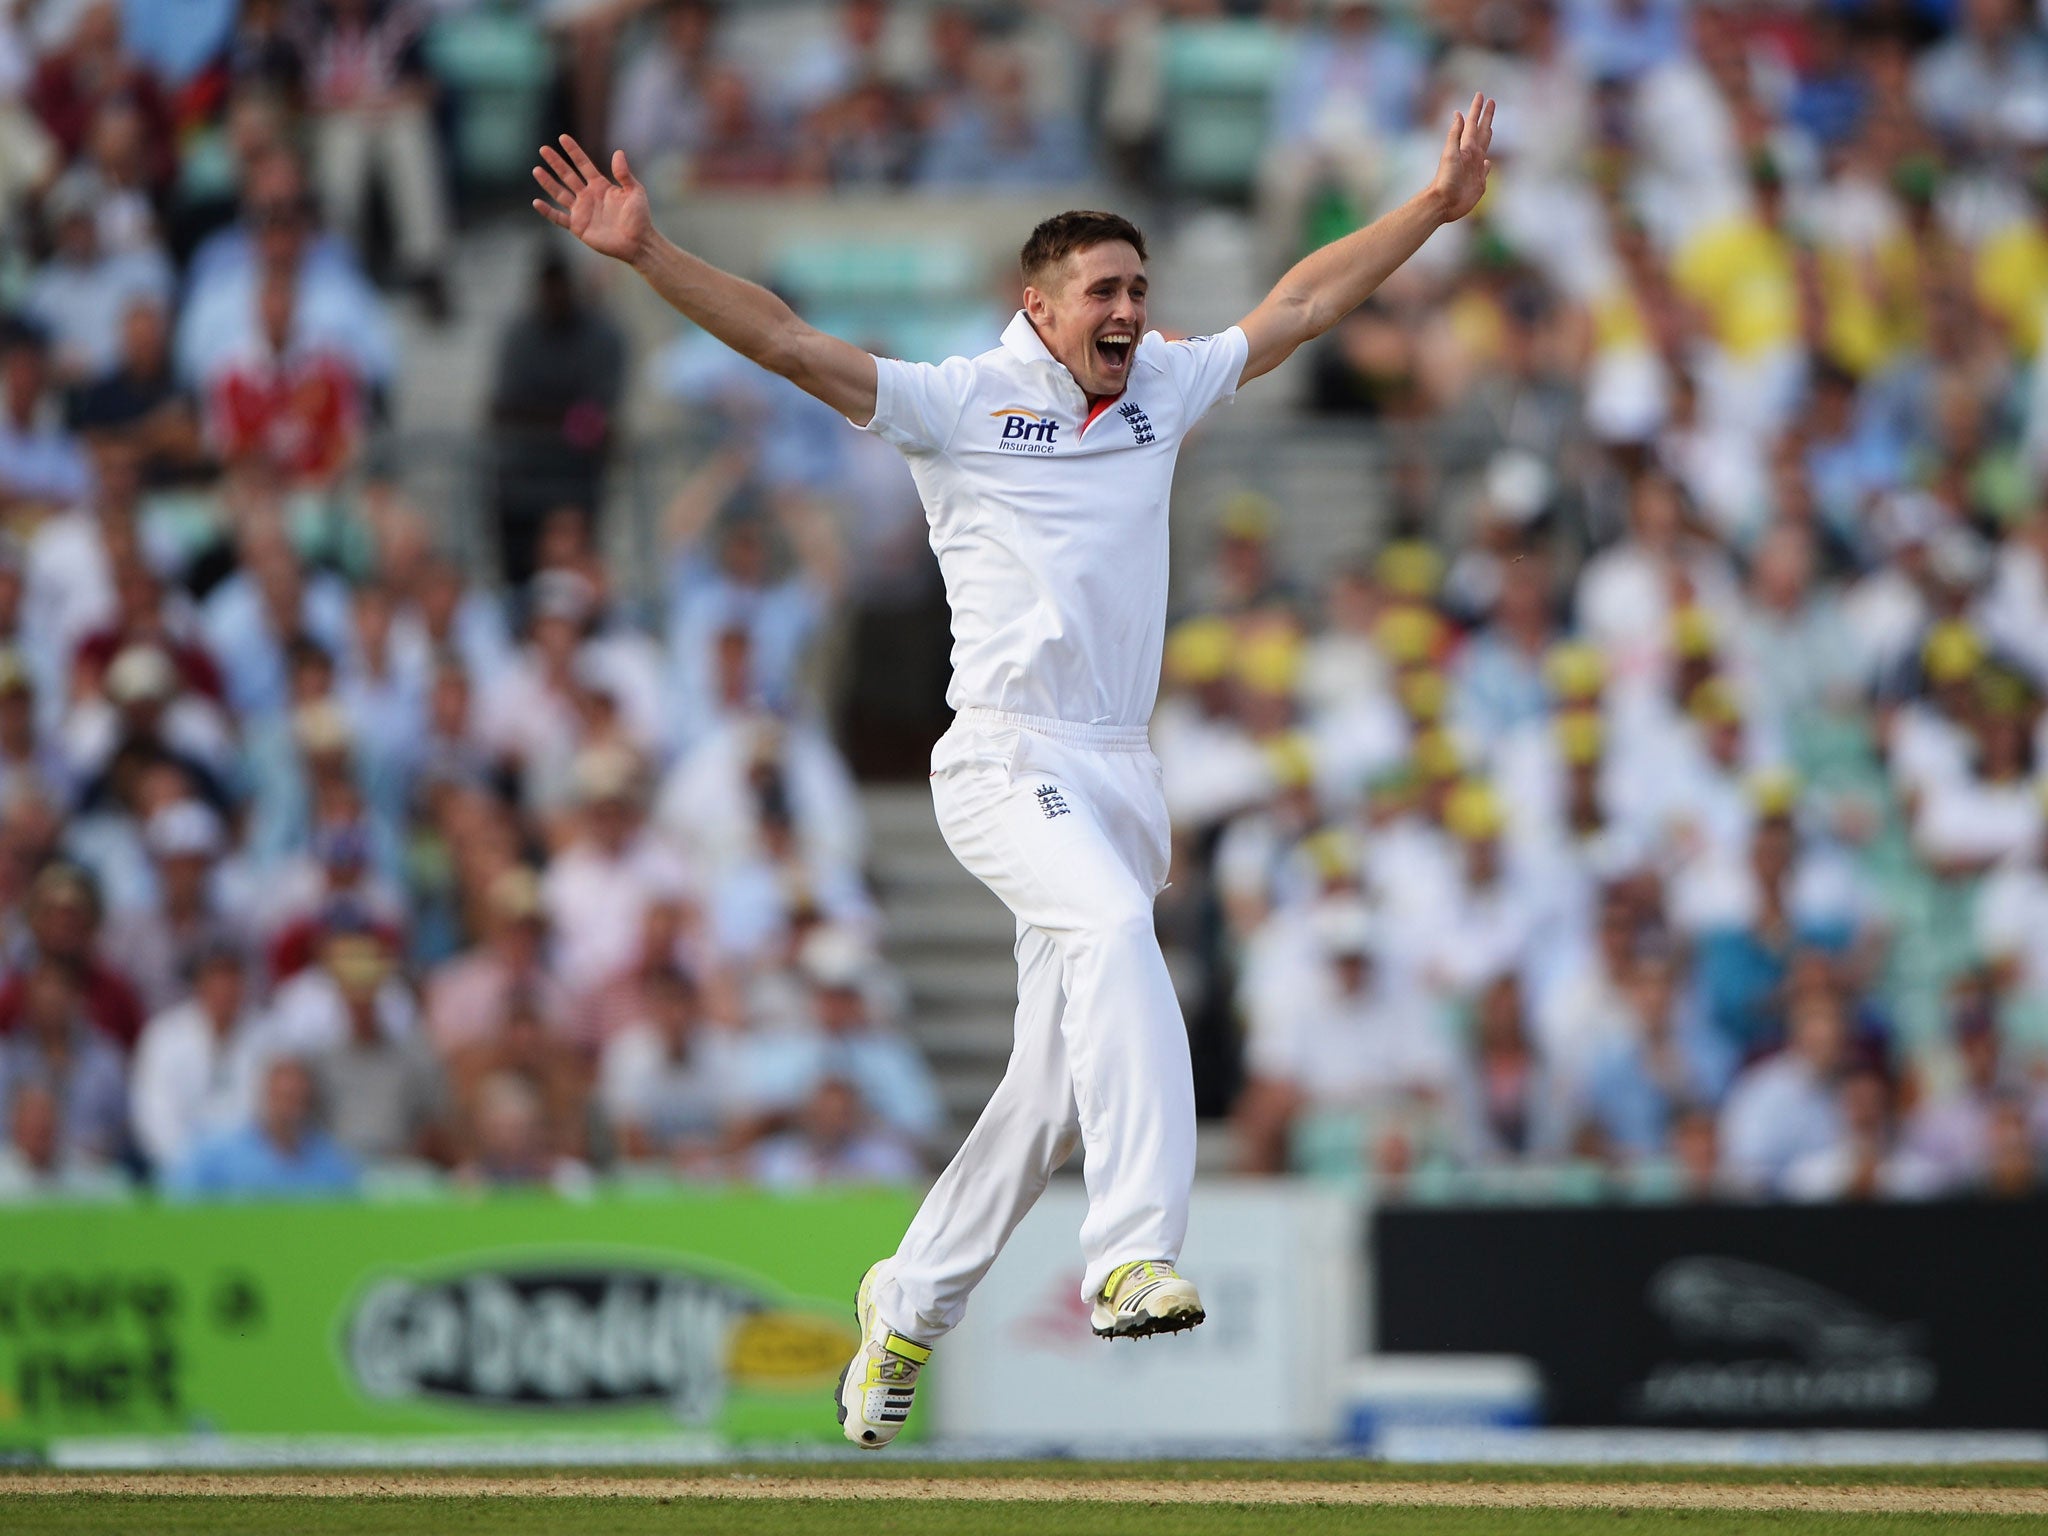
[0,320,92,515]
[489,255,625,586]
[0,956,127,1165]
[0,863,146,1049]
[1577,941,1736,1162]
[169,1054,359,1198]
[304,932,446,1165]
[1235,897,1459,1174]
[743,925,941,1155]
[300,0,451,309]
[916,45,1088,186]
[457,1068,591,1192]
[748,1077,919,1189]
[1719,987,1853,1194]
[0,1079,127,1199]
[1783,1050,1941,1201]
[597,965,739,1167]
[425,866,571,1055]
[23,169,173,387]
[541,745,691,999]
[128,944,269,1174]
[610,0,718,173]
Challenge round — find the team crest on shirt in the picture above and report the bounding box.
[1117,401,1155,445]
[991,406,1059,453]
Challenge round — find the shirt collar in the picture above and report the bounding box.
[1000,310,1056,366]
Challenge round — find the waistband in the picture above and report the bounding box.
[953,707,1152,751]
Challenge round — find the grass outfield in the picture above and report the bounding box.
[6,1463,2048,1535]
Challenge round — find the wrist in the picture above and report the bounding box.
[627,227,666,273]
[1419,183,1454,225]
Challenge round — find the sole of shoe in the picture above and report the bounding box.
[1089,1299,1208,1340]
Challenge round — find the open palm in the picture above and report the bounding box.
[1432,93,1496,223]
[532,135,652,264]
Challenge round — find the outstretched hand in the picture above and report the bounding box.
[1431,93,1495,223]
[532,135,653,264]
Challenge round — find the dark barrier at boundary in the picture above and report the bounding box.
[1374,1200,2048,1429]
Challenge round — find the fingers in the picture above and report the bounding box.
[539,143,583,190]
[560,133,605,184]
[1444,110,1465,158]
[613,148,641,192]
[532,162,573,207]
[531,198,570,230]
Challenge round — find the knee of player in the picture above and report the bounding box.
[1067,895,1159,950]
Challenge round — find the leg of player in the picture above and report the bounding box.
[838,924,1075,1448]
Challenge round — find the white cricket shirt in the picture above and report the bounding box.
[858,311,1248,729]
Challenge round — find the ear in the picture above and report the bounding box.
[1022,283,1049,322]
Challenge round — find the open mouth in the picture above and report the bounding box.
[1095,333,1133,375]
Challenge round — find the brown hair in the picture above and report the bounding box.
[1019,210,1148,286]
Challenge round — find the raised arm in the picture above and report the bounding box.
[532,135,879,424]
[1237,95,1495,386]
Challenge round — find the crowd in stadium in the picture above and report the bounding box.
[0,0,2046,1204]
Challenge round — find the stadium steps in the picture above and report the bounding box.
[865,784,1019,1150]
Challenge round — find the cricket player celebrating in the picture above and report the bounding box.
[532,92,1494,1447]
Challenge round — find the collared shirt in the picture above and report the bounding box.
[128,1000,271,1171]
[859,312,1248,729]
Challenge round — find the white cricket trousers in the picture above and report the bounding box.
[875,708,1197,1344]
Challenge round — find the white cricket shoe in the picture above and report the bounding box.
[835,1262,930,1449]
[1090,1259,1206,1340]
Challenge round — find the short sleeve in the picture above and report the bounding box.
[1156,326,1250,424]
[856,354,979,454]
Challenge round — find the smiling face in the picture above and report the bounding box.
[1024,240,1147,400]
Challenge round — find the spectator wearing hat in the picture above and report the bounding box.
[424,866,572,1058]
[103,799,253,1013]
[542,745,693,1002]
[0,863,145,1049]
[1235,895,1459,1174]
[65,640,236,814]
[0,319,92,516]
[1912,665,2043,878]
[168,1054,358,1199]
[23,168,173,388]
[1152,616,1275,831]
[128,944,272,1176]
[1577,469,1739,704]
[303,936,448,1169]
[702,767,878,968]
[0,956,127,1164]
[739,924,940,1158]
[269,914,417,1059]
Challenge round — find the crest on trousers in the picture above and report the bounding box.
[1034,784,1070,820]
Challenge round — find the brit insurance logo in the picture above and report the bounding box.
[991,405,1059,454]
